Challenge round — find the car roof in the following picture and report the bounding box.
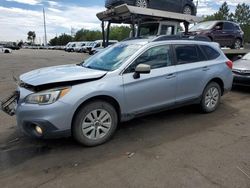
[200,20,239,25]
[120,37,218,47]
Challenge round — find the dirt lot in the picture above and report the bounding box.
[0,50,250,188]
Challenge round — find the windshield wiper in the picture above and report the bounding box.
[76,61,84,66]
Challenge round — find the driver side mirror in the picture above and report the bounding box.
[133,64,151,79]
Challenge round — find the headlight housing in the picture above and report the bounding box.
[25,87,71,105]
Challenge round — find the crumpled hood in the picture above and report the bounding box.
[20,64,107,86]
[233,59,250,70]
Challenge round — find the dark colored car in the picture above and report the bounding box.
[189,21,244,49]
[233,53,250,86]
[105,0,197,15]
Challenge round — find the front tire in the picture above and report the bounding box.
[135,0,148,8]
[73,101,118,146]
[201,82,221,113]
[232,38,242,49]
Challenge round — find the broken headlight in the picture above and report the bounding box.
[25,87,71,105]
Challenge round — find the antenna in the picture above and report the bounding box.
[43,8,47,46]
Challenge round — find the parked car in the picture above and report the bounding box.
[0,46,12,53]
[189,21,244,49]
[64,42,72,51]
[74,42,88,52]
[233,52,250,86]
[1,37,233,146]
[105,0,197,15]
[89,40,118,55]
[80,42,95,53]
[65,42,77,52]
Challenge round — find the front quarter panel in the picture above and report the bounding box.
[59,74,125,124]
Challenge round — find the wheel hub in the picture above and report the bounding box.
[94,121,101,128]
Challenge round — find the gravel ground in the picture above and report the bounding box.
[0,49,250,188]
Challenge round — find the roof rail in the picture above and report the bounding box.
[152,35,212,42]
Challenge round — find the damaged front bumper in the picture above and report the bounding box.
[0,91,20,116]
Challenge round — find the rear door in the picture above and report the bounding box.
[122,44,177,115]
[222,22,236,46]
[174,44,209,103]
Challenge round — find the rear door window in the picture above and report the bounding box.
[200,45,220,60]
[223,22,234,30]
[174,45,207,64]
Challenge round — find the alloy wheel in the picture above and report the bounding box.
[183,6,192,15]
[82,109,112,140]
[234,39,241,49]
[135,0,147,8]
[205,87,219,110]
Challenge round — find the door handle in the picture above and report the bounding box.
[165,73,176,79]
[202,66,210,71]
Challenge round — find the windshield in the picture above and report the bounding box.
[190,21,216,31]
[139,23,159,36]
[242,53,250,60]
[82,43,142,71]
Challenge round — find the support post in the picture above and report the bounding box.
[131,15,135,37]
[106,21,111,47]
[101,21,105,48]
[184,21,189,35]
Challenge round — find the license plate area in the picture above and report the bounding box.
[1,91,19,116]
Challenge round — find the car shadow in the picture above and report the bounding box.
[0,103,237,172]
[232,85,250,94]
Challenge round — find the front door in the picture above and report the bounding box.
[122,44,176,115]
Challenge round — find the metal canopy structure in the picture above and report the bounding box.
[96,4,203,24]
[96,4,203,47]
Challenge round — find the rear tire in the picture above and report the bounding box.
[200,82,221,113]
[73,101,118,146]
[135,0,148,8]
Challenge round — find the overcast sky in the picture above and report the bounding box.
[0,0,250,43]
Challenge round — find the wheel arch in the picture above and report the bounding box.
[205,77,224,96]
[71,95,121,129]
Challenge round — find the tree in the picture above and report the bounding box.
[234,3,250,43]
[17,40,24,47]
[234,3,250,26]
[204,2,230,21]
[27,31,36,44]
[49,33,73,46]
[74,29,102,41]
[109,26,131,41]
